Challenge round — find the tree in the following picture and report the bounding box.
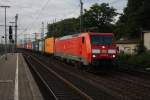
[136,41,146,54]
[115,0,150,38]
[47,3,117,37]
[47,18,79,37]
[83,3,117,32]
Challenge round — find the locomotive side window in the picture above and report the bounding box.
[82,37,85,44]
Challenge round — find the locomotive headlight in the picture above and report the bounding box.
[93,55,96,58]
[102,46,105,48]
[108,49,116,54]
[92,49,100,54]
[112,55,116,58]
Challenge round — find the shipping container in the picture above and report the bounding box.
[44,37,55,54]
[32,41,39,51]
[39,39,44,52]
[27,42,32,49]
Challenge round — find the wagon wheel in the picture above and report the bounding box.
[75,62,83,69]
[84,65,93,72]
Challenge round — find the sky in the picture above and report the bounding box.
[0,0,127,42]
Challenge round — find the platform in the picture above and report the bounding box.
[0,53,44,100]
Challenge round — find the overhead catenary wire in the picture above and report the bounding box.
[95,0,127,14]
[20,0,126,36]
[96,0,127,5]
[21,0,82,36]
[20,0,51,34]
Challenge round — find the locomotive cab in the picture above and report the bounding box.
[89,33,117,66]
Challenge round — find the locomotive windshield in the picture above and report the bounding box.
[91,35,113,44]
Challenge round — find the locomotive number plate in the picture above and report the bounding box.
[101,50,107,54]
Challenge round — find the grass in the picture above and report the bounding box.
[118,52,150,68]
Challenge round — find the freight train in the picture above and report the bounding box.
[19,32,118,67]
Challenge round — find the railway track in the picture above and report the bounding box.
[50,58,150,100]
[117,62,150,79]
[21,50,150,100]
[23,53,117,100]
[23,54,58,100]
[26,51,150,100]
[23,53,93,100]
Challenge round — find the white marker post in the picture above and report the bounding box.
[14,53,19,100]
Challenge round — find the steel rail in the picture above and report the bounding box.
[24,54,58,100]
[28,54,94,100]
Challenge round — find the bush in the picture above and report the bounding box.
[136,41,146,55]
[118,52,150,68]
[118,53,131,62]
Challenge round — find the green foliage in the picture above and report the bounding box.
[84,3,117,32]
[47,3,117,37]
[118,52,150,68]
[47,18,79,37]
[115,0,150,38]
[118,53,131,61]
[136,41,146,54]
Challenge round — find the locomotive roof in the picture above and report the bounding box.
[89,32,113,35]
[57,32,114,40]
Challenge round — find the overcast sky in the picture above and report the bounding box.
[0,0,127,42]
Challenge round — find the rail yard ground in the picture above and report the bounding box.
[0,50,150,100]
[0,0,150,100]
[20,50,150,100]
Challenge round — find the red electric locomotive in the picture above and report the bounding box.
[54,32,117,66]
